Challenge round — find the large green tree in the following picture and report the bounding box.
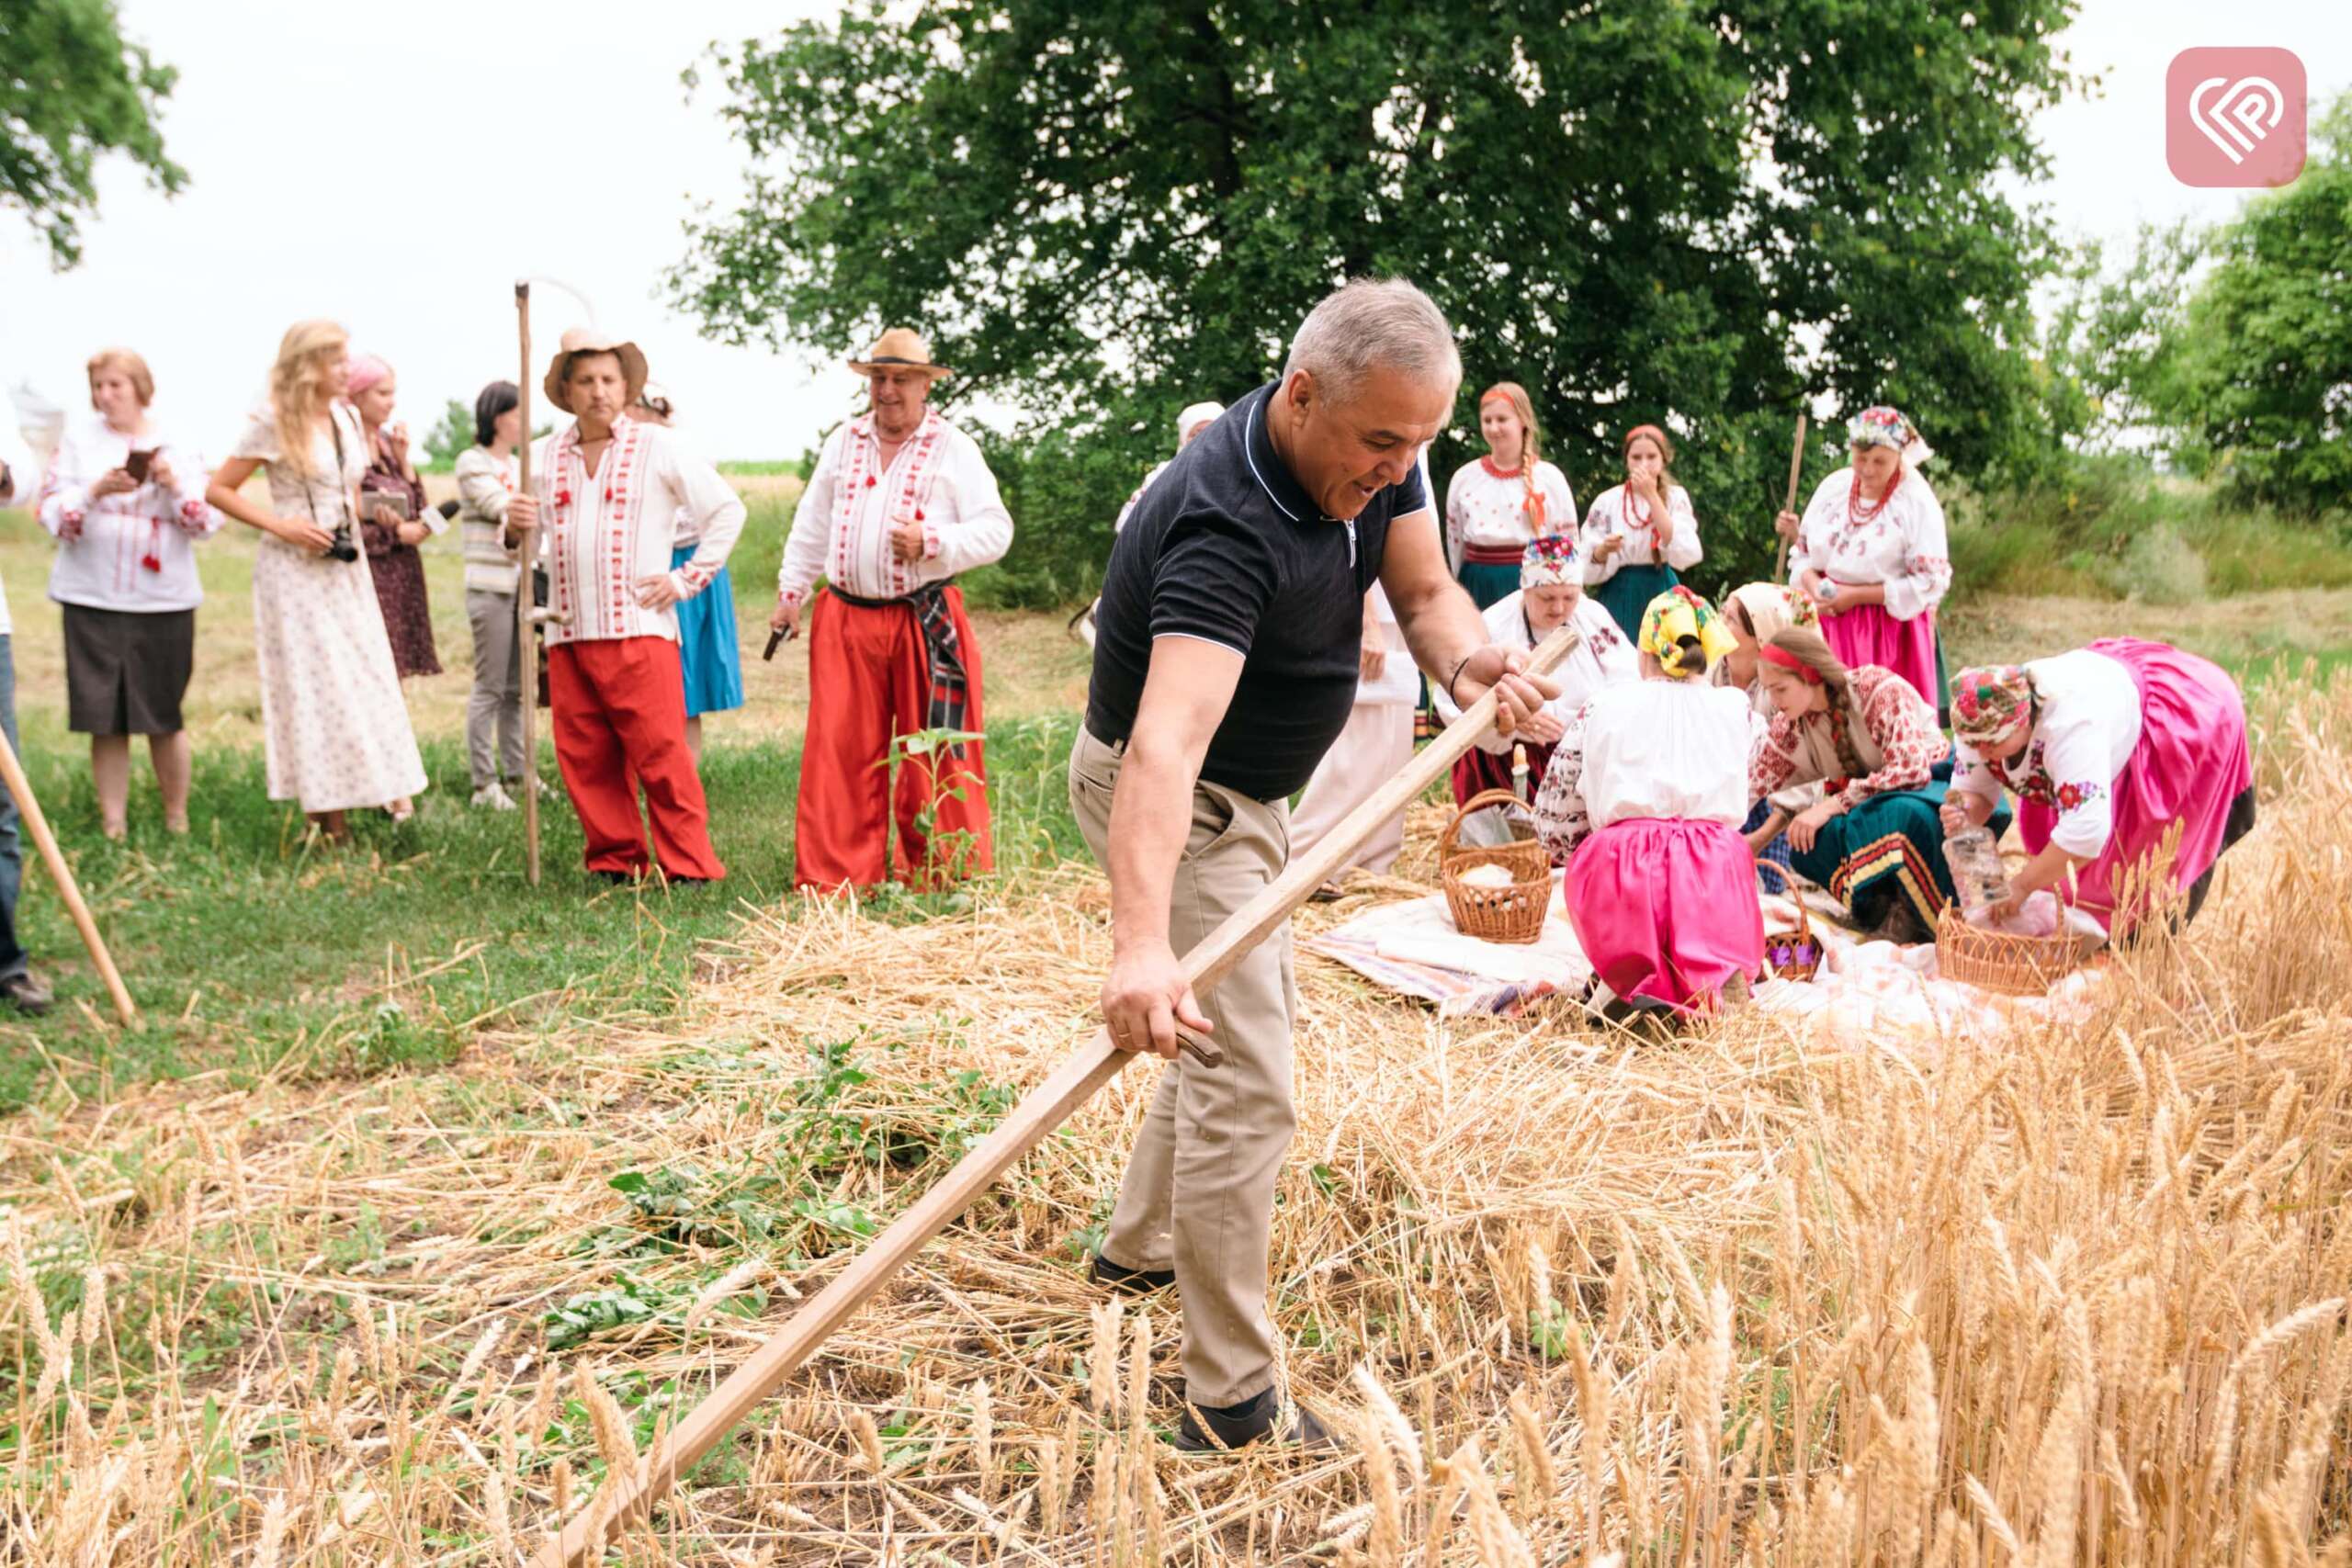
[0,0,186,268]
[2103,96,2351,515]
[673,0,2082,598]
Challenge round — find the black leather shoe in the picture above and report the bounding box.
[1090,1253,1174,1294]
[0,972,53,1016]
[1174,1387,1338,1454]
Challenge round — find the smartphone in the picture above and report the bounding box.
[365,490,415,522]
[763,626,795,660]
[124,448,154,483]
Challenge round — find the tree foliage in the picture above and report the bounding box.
[2075,96,2352,516]
[674,0,2083,601]
[0,0,186,269]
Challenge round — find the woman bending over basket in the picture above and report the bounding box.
[1747,626,2012,944]
[1534,587,1761,1017]
[1941,642,2255,936]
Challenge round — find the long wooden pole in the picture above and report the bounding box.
[535,624,1581,1565]
[1774,411,1808,585]
[514,282,541,886]
[0,728,136,1026]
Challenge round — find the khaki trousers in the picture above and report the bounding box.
[1068,727,1296,1406]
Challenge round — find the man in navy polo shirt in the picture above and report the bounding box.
[1070,277,1555,1451]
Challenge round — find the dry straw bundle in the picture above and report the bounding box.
[6,664,2352,1563]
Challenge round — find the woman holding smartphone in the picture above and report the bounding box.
[346,355,443,679]
[35,347,220,838]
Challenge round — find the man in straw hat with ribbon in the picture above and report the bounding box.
[504,327,744,885]
[771,328,1012,889]
[1076,277,1555,1451]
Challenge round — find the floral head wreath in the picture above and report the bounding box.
[1519,533,1579,589]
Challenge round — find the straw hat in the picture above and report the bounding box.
[544,326,650,414]
[847,327,952,380]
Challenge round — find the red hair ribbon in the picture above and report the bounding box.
[1758,643,1822,684]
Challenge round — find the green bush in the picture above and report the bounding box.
[1947,455,2352,601]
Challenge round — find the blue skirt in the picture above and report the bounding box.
[672,546,745,718]
[1593,563,1679,642]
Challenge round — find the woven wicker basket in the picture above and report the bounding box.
[1439,789,1551,945]
[1761,862,1823,982]
[1934,846,2087,997]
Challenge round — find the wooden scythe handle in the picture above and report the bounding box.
[534,624,1580,1566]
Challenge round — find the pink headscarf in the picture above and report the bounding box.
[345,354,392,398]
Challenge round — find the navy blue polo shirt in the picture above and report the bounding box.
[1083,383,1430,801]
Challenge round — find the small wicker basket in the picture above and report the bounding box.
[1439,789,1552,945]
[1761,862,1823,982]
[1934,847,2087,996]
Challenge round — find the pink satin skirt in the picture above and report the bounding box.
[1821,600,1939,711]
[1566,817,1764,1012]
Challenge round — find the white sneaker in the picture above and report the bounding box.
[471,783,518,812]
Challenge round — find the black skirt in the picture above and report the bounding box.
[62,603,196,736]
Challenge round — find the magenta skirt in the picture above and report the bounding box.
[1823,600,1939,710]
[2018,638,2252,931]
[1566,818,1764,1012]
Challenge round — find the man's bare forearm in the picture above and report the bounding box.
[1391,578,1489,699]
[1104,739,1196,954]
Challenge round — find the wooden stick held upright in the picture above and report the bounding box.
[1774,411,1808,585]
[0,728,136,1026]
[514,282,541,886]
[534,624,1582,1567]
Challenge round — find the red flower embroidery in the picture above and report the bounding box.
[555,490,572,509]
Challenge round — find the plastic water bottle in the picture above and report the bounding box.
[1943,826,2010,916]
[1454,745,1541,848]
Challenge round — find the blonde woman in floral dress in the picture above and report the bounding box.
[205,321,427,840]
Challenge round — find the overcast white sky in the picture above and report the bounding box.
[1,0,2345,463]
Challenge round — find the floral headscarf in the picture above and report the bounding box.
[1724,581,1815,648]
[1639,585,1736,678]
[1520,533,1578,590]
[1951,664,2036,749]
[1847,404,1934,470]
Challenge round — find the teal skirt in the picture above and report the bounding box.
[1789,761,2013,928]
[1593,563,1679,641]
[1458,559,1521,610]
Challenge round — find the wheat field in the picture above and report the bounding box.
[7,666,2352,1564]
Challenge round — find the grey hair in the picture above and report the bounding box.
[1280,277,1463,406]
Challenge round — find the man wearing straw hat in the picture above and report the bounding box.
[505,327,745,885]
[1074,277,1554,1451]
[771,328,1012,889]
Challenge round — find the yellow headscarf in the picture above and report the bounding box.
[1638,585,1737,679]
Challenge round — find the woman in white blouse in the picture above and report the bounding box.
[1536,587,1763,1017]
[1941,640,2255,935]
[1430,534,1634,807]
[36,348,220,838]
[1579,423,1702,640]
[1445,382,1574,609]
[1775,405,1949,716]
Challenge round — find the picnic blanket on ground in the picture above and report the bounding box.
[1303,880,2109,1046]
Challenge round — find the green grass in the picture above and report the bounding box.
[717,459,808,479]
[0,713,1084,1114]
[1948,461,2352,602]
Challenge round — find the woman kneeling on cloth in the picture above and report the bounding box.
[1747,626,2010,944]
[1431,534,1634,805]
[1535,587,1762,1017]
[1941,642,2255,934]
[1778,405,1950,715]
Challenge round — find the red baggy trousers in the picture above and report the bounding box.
[548,636,726,882]
[794,587,991,890]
